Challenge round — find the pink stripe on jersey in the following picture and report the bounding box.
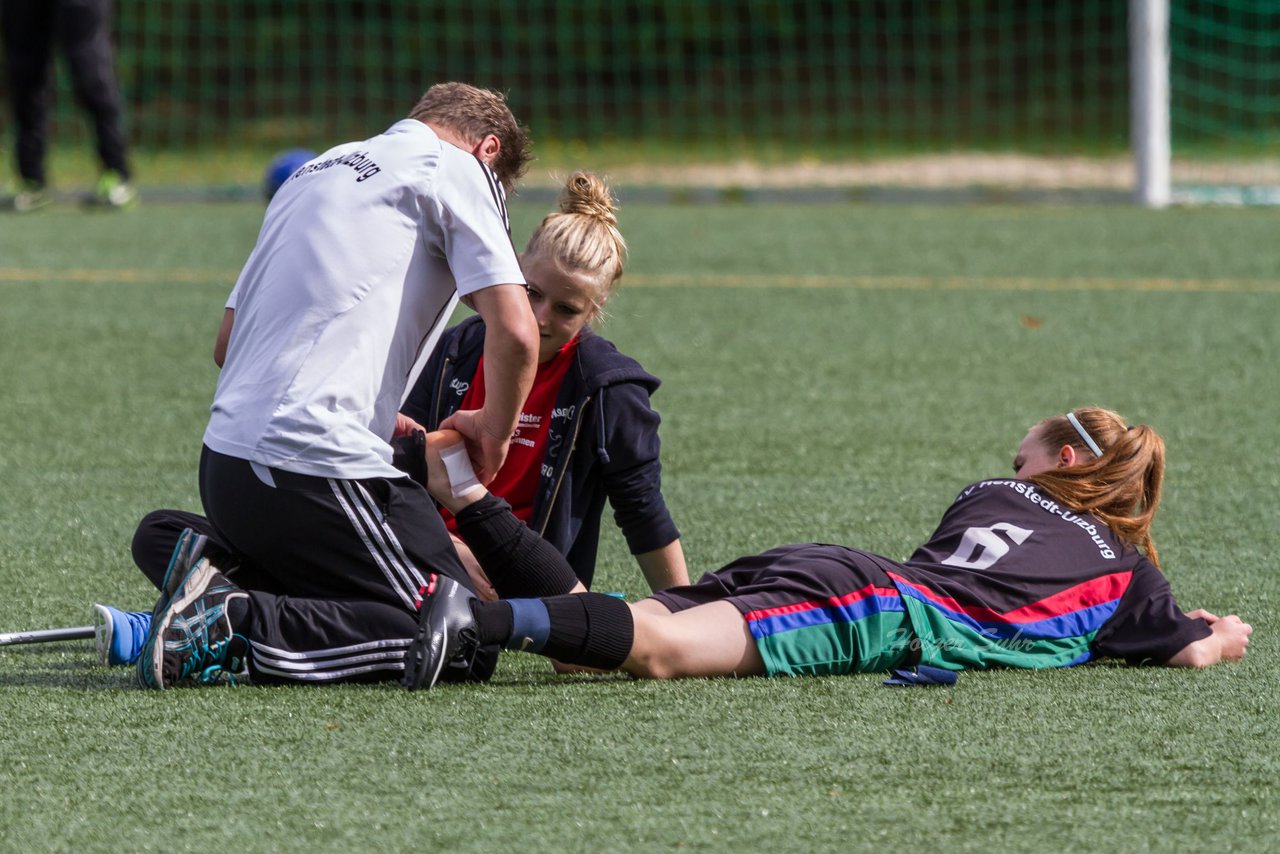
[886,571,1133,625]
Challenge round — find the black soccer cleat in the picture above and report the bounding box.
[402,573,479,691]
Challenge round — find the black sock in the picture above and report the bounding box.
[473,594,634,669]
[540,593,634,670]
[454,494,580,598]
[224,593,253,670]
[472,600,515,647]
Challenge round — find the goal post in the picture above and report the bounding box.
[1131,0,1172,208]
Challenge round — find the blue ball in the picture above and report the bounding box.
[263,148,316,200]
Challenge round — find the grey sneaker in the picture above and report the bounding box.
[90,171,137,209]
[154,528,209,617]
[136,558,248,690]
[10,180,50,212]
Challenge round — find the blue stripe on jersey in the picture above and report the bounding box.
[749,592,905,640]
[895,582,1122,641]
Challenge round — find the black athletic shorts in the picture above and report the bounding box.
[649,543,915,676]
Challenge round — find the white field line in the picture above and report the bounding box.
[626,273,1280,293]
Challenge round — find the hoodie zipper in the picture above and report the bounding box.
[431,353,455,430]
[536,392,591,536]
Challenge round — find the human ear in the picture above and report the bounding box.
[473,134,501,165]
[1058,445,1079,468]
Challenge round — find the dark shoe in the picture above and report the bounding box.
[389,429,427,486]
[402,573,478,691]
[154,528,209,618]
[136,558,248,689]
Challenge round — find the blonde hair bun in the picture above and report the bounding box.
[523,171,628,314]
[559,171,619,227]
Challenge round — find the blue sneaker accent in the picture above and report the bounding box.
[93,604,151,666]
[136,558,249,690]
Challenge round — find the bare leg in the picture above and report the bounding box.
[623,600,764,679]
[550,592,657,674]
[450,534,497,601]
[631,598,672,616]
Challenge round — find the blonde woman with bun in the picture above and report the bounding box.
[400,171,688,598]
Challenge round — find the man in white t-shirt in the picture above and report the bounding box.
[136,83,540,690]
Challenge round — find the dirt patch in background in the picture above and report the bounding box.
[525,153,1280,189]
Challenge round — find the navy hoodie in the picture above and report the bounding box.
[402,315,680,587]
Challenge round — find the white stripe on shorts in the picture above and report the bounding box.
[327,479,424,609]
[250,638,409,682]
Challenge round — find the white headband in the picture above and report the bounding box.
[1065,411,1103,457]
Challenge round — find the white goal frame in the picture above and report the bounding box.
[1130,0,1171,208]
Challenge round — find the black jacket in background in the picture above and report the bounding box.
[402,315,680,588]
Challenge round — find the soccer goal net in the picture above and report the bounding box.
[6,0,1274,203]
[1168,0,1280,204]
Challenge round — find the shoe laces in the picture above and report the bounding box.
[198,638,249,686]
[458,626,479,657]
[169,600,240,684]
[444,627,480,672]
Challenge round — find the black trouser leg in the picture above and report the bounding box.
[57,0,129,177]
[196,447,484,685]
[1,0,56,184]
[130,508,283,593]
[131,508,224,590]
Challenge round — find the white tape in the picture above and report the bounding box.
[439,443,484,499]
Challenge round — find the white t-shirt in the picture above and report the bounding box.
[204,119,524,479]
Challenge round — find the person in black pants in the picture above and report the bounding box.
[125,82,537,691]
[1,0,135,211]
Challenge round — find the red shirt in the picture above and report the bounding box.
[442,336,579,530]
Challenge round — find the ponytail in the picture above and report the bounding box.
[1027,407,1165,568]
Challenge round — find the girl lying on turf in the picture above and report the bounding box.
[403,407,1251,689]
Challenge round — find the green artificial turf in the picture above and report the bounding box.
[0,202,1276,852]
